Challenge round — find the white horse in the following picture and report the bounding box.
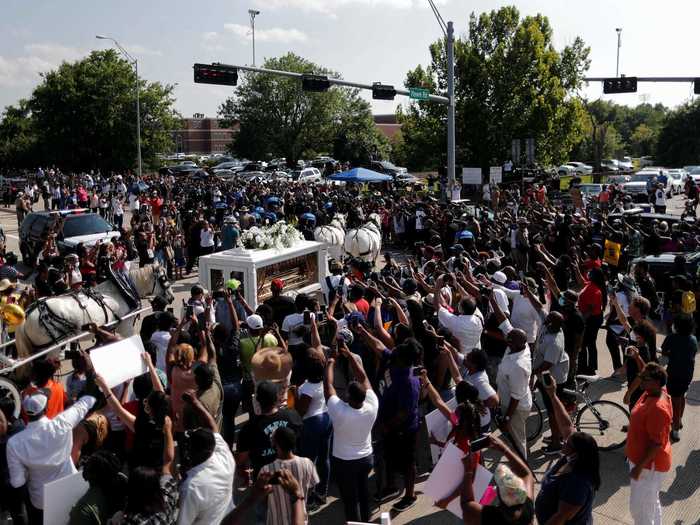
[314,224,345,260]
[14,263,174,361]
[344,221,382,264]
[330,213,346,231]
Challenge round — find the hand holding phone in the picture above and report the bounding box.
[541,371,553,387]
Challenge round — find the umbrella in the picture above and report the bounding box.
[327,167,392,183]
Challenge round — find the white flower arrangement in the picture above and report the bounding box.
[241,221,304,250]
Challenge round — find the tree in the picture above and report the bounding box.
[1,49,179,171]
[398,6,590,171]
[657,100,700,166]
[0,99,37,168]
[219,53,386,165]
[629,123,657,157]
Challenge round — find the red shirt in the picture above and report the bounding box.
[577,281,603,316]
[625,390,673,472]
[448,411,482,465]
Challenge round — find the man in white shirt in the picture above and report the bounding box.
[654,183,666,213]
[178,392,236,525]
[282,294,315,348]
[324,344,378,523]
[489,292,532,459]
[7,390,96,523]
[433,275,484,355]
[493,277,543,345]
[150,313,176,370]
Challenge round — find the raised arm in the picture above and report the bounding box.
[323,357,337,401]
[542,378,574,441]
[371,298,395,348]
[142,352,164,393]
[339,343,371,391]
[225,289,240,332]
[388,296,409,327]
[356,324,388,356]
[181,390,218,433]
[95,374,136,433]
[419,370,453,420]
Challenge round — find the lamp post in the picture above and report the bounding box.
[96,35,142,178]
[249,9,260,66]
[616,28,622,77]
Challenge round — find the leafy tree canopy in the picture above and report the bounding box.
[657,99,700,166]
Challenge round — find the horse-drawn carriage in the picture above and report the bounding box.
[0,263,173,418]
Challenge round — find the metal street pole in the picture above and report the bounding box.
[96,35,142,178]
[249,9,260,66]
[446,20,456,199]
[616,28,622,77]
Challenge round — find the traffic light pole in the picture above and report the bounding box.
[446,21,456,200]
[226,63,450,105]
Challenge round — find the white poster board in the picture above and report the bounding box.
[425,397,457,464]
[348,512,391,525]
[489,166,503,184]
[90,335,147,389]
[462,167,482,185]
[43,471,89,525]
[423,443,493,519]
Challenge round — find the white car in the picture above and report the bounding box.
[291,167,322,183]
[558,162,593,176]
[666,170,686,195]
[617,157,634,173]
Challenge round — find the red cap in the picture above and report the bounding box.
[271,278,285,290]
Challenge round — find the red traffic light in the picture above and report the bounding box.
[193,63,238,86]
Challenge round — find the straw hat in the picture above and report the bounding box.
[250,347,293,382]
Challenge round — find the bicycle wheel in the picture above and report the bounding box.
[575,400,630,451]
[526,397,544,443]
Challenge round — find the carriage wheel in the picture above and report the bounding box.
[0,376,21,419]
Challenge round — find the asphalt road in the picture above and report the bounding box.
[2,195,699,524]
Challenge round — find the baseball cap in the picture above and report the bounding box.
[271,278,285,291]
[23,390,49,416]
[245,314,264,330]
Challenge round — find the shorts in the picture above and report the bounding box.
[667,376,692,397]
[175,256,186,268]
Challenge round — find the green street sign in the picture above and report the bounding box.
[409,87,430,100]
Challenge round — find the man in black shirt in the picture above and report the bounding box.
[264,279,296,329]
[139,295,168,344]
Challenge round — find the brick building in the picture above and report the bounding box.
[373,114,401,140]
[173,115,239,155]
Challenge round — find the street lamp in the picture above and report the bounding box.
[427,0,455,200]
[248,9,260,66]
[616,28,622,77]
[96,35,143,178]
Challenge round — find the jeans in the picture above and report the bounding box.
[629,462,665,525]
[222,381,242,447]
[332,454,373,522]
[605,326,624,371]
[114,213,123,229]
[300,412,332,498]
[580,314,603,373]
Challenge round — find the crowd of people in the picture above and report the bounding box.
[0,164,696,525]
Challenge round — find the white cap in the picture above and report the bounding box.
[22,391,48,416]
[245,314,264,330]
[492,271,507,285]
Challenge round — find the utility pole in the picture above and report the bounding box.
[96,35,142,178]
[615,28,622,77]
[249,9,260,66]
[446,20,456,200]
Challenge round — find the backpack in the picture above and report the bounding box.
[682,291,696,314]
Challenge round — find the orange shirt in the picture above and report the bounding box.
[625,390,673,472]
[22,379,67,421]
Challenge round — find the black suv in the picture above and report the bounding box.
[19,210,120,265]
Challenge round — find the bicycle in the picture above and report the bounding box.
[526,374,630,451]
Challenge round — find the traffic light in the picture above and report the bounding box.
[193,63,238,86]
[695,78,700,95]
[301,74,331,92]
[603,77,637,94]
[372,83,396,100]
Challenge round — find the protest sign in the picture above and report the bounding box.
[462,167,482,185]
[90,335,147,388]
[425,397,457,464]
[423,442,493,519]
[43,471,89,525]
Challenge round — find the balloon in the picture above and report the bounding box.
[2,303,25,326]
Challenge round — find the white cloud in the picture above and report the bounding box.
[0,43,84,87]
[126,44,163,57]
[252,0,448,16]
[201,31,226,51]
[224,23,309,44]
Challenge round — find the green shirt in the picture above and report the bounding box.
[240,333,278,378]
[69,486,112,525]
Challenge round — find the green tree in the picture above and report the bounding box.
[657,100,700,166]
[629,123,657,157]
[0,99,37,167]
[398,6,590,171]
[219,53,386,166]
[26,49,178,171]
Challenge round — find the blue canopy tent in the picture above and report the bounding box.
[327,167,392,183]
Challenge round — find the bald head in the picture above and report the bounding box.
[506,328,528,352]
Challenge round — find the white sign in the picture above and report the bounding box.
[462,167,482,185]
[423,443,493,519]
[348,512,391,525]
[43,471,89,525]
[425,397,457,465]
[489,166,503,184]
[90,335,147,389]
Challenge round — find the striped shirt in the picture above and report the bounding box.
[260,456,319,525]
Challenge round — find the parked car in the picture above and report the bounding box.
[631,251,700,287]
[576,183,604,199]
[558,162,593,176]
[666,169,686,194]
[0,176,28,205]
[606,174,631,185]
[617,157,634,173]
[291,167,322,183]
[601,159,620,173]
[367,160,408,177]
[211,161,243,172]
[393,173,420,185]
[20,210,120,265]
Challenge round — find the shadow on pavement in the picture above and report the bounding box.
[661,449,700,506]
[591,448,629,507]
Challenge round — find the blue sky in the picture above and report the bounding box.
[2,0,699,119]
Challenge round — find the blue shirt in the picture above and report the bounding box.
[378,363,421,433]
[221,225,240,250]
[535,457,594,525]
